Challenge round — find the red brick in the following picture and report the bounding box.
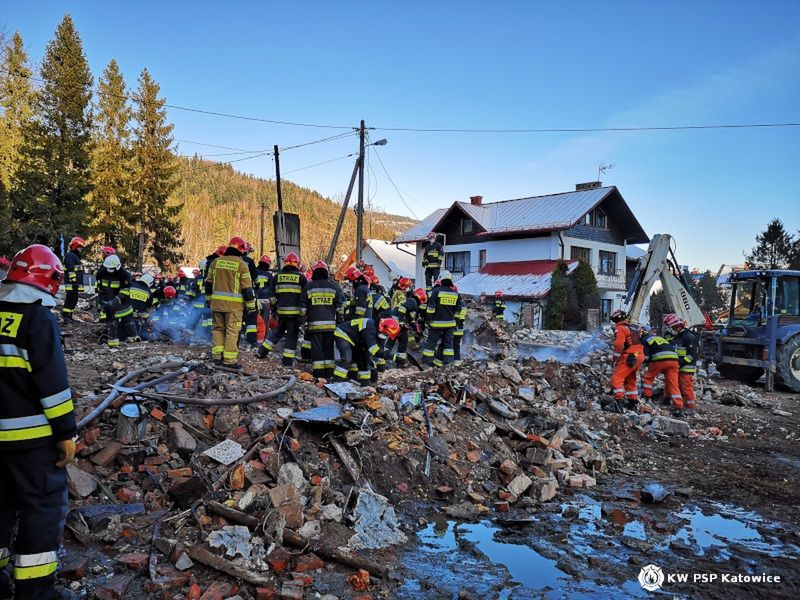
[495,501,510,513]
[348,568,371,591]
[279,582,303,600]
[84,427,101,445]
[291,573,313,585]
[256,586,279,600]
[91,441,123,467]
[499,459,517,475]
[396,482,409,494]
[145,456,169,466]
[353,595,374,600]
[199,581,233,600]
[232,425,248,438]
[466,440,479,452]
[248,460,266,471]
[466,450,480,463]
[187,583,202,600]
[57,556,89,580]
[116,487,139,503]
[289,437,300,452]
[293,553,324,573]
[150,407,166,421]
[168,467,193,478]
[119,465,134,475]
[263,432,276,443]
[116,552,149,572]
[310,475,322,486]
[267,547,292,573]
[497,490,513,501]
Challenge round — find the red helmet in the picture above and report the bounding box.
[284,252,300,267]
[344,265,358,281]
[351,269,365,283]
[304,270,313,280]
[259,255,272,266]
[379,317,402,340]
[413,288,427,304]
[100,246,116,258]
[69,237,86,251]
[311,260,328,273]
[154,273,164,281]
[663,313,685,330]
[228,236,247,252]
[371,275,380,285]
[0,256,10,270]
[397,277,412,290]
[163,286,177,299]
[192,268,201,276]
[3,244,64,296]
[215,245,227,256]
[495,290,504,297]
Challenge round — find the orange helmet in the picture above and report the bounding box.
[163,286,177,299]
[215,245,227,256]
[3,245,64,296]
[311,260,328,274]
[397,277,412,290]
[371,275,380,285]
[379,317,402,340]
[69,236,86,251]
[100,246,116,258]
[284,252,300,267]
[228,236,247,252]
[413,288,427,304]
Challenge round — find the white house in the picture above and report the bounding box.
[392,183,649,326]
[335,239,417,286]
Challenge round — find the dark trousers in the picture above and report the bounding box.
[423,327,454,367]
[263,316,300,366]
[424,267,440,290]
[0,445,68,600]
[300,330,312,360]
[243,309,258,345]
[453,332,462,361]
[309,330,335,379]
[387,329,409,366]
[63,289,78,318]
[108,312,136,346]
[133,316,150,341]
[333,338,372,386]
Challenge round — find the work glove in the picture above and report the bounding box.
[55,438,76,468]
[626,353,637,368]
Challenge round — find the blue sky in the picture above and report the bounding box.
[4,1,799,270]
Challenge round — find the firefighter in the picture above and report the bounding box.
[302,260,341,379]
[62,236,85,322]
[608,309,644,412]
[202,245,227,280]
[0,244,77,600]
[96,254,137,347]
[422,232,443,291]
[641,325,684,415]
[422,271,463,367]
[388,287,424,367]
[204,237,255,367]
[390,276,412,309]
[129,273,154,341]
[492,290,507,320]
[370,277,392,371]
[240,243,259,347]
[452,284,467,363]
[664,313,699,413]
[333,317,399,386]
[100,246,116,259]
[257,252,306,366]
[350,270,373,319]
[254,256,274,342]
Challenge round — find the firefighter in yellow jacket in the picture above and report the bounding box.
[204,237,256,368]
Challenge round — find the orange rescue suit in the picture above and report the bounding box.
[611,322,644,401]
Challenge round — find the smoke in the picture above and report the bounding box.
[148,299,209,345]
[515,329,610,364]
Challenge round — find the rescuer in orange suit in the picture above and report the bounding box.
[608,309,644,412]
[640,325,684,416]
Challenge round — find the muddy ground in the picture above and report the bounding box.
[57,320,799,599]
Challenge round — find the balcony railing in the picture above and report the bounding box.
[594,268,626,289]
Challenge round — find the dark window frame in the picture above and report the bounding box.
[598,250,617,275]
[570,246,591,264]
[461,218,474,235]
[445,251,470,275]
[479,249,487,268]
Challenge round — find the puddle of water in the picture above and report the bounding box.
[774,454,800,470]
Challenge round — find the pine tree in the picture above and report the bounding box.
[131,68,183,270]
[0,32,36,194]
[746,219,795,269]
[90,59,134,254]
[572,260,600,329]
[11,15,93,247]
[544,260,568,330]
[0,178,10,256]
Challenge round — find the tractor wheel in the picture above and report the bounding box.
[717,363,764,385]
[777,335,800,393]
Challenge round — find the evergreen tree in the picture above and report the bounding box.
[544,260,568,330]
[0,32,36,194]
[746,219,795,269]
[695,271,726,315]
[789,231,800,271]
[0,178,10,256]
[11,15,93,247]
[90,59,134,254]
[131,68,183,270]
[572,260,600,329]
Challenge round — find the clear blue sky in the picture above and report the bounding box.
[4,1,799,270]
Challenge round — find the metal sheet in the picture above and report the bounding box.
[290,403,344,423]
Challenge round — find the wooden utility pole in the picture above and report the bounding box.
[273,144,285,265]
[326,157,361,266]
[355,120,366,261]
[259,197,266,259]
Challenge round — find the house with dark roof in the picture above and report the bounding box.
[392,182,649,326]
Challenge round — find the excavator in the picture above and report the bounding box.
[624,234,800,392]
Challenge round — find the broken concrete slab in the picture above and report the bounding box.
[66,464,97,498]
[277,462,308,493]
[203,439,246,465]
[348,490,407,550]
[653,416,690,436]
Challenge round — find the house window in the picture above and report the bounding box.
[445,251,470,276]
[601,298,614,320]
[583,208,608,229]
[570,246,591,264]
[479,249,487,268]
[461,218,474,235]
[599,250,617,275]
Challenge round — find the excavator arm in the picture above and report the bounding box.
[624,234,706,328]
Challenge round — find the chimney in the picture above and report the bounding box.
[575,181,601,191]
[470,195,483,206]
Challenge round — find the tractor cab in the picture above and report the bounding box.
[710,270,800,391]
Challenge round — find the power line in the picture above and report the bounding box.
[176,151,271,174]
[176,139,267,152]
[371,122,800,133]
[369,145,419,219]
[281,153,357,175]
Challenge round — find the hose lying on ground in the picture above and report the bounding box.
[121,375,296,406]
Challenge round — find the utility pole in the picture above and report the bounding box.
[259,197,265,259]
[355,120,366,261]
[274,144,285,266]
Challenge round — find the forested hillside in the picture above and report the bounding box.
[174,156,417,266]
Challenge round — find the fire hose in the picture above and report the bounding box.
[122,375,296,406]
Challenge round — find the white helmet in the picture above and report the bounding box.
[199,258,207,271]
[103,254,122,272]
[140,273,154,287]
[439,269,453,281]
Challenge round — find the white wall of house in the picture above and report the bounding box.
[562,236,628,292]
[361,246,393,287]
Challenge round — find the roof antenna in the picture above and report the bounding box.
[598,162,616,182]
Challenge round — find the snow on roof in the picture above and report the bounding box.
[366,239,416,279]
[392,209,446,244]
[456,261,578,299]
[626,245,647,260]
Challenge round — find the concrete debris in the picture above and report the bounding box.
[653,416,690,437]
[208,525,255,559]
[277,462,308,493]
[203,439,246,465]
[66,464,97,498]
[348,490,408,550]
